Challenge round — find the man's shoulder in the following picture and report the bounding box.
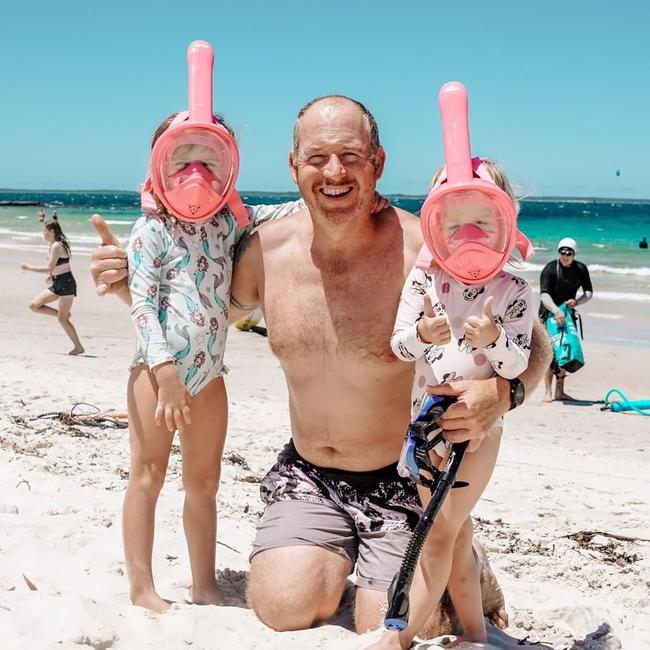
[392,205,420,224]
[255,206,306,237]
[390,206,423,249]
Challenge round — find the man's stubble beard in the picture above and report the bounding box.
[307,190,374,227]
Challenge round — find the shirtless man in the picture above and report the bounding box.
[91,95,551,636]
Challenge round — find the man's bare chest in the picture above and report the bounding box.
[262,252,405,360]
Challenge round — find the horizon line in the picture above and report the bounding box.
[1,188,649,204]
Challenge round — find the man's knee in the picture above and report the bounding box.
[29,302,41,312]
[248,547,349,631]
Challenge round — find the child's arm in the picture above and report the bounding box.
[468,281,534,380]
[20,243,63,274]
[127,218,191,432]
[391,267,450,361]
[128,218,173,369]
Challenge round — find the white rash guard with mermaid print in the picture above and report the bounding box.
[127,200,304,396]
[391,267,534,422]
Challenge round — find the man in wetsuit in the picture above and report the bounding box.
[539,237,593,401]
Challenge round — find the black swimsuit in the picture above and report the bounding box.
[49,254,77,296]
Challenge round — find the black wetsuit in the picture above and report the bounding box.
[49,254,77,296]
[538,259,592,321]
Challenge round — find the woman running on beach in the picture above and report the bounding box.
[20,216,85,355]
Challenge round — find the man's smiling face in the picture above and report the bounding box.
[290,98,384,224]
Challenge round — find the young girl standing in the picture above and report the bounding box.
[123,41,307,613]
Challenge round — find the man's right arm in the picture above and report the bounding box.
[90,214,131,305]
[229,231,262,325]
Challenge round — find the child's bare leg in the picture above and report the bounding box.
[180,376,228,605]
[447,516,486,642]
[124,365,174,613]
[367,429,502,650]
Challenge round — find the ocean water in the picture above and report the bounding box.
[2,189,649,345]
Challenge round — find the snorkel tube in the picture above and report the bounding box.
[385,395,468,632]
[146,41,249,227]
[415,82,533,283]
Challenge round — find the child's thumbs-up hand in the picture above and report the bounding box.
[463,296,501,348]
[417,294,452,345]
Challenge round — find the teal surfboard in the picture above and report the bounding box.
[545,303,584,373]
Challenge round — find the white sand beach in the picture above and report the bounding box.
[1,248,649,649]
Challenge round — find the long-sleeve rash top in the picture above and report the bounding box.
[127,199,304,396]
[391,267,534,419]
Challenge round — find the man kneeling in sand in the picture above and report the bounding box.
[91,95,551,637]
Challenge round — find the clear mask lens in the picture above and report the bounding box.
[158,127,235,196]
[433,189,508,259]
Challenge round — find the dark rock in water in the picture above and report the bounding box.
[0,201,42,206]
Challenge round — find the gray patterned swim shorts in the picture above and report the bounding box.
[251,441,422,591]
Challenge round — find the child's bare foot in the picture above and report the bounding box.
[187,584,224,606]
[446,631,488,647]
[131,589,171,614]
[68,346,85,356]
[364,632,408,650]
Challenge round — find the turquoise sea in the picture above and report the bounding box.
[2,189,649,345]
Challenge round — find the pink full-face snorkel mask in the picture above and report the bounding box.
[142,41,249,227]
[415,82,533,284]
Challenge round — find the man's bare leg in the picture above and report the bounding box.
[554,371,574,401]
[355,587,387,633]
[543,367,555,402]
[248,546,351,631]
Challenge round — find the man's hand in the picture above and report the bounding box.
[417,294,452,345]
[565,299,577,309]
[90,214,129,300]
[554,310,566,326]
[153,363,192,433]
[427,377,510,452]
[463,296,500,348]
[20,263,30,271]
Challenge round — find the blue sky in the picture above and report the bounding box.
[2,0,649,198]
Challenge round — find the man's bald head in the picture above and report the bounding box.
[292,95,380,159]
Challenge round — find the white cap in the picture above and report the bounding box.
[557,237,577,252]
